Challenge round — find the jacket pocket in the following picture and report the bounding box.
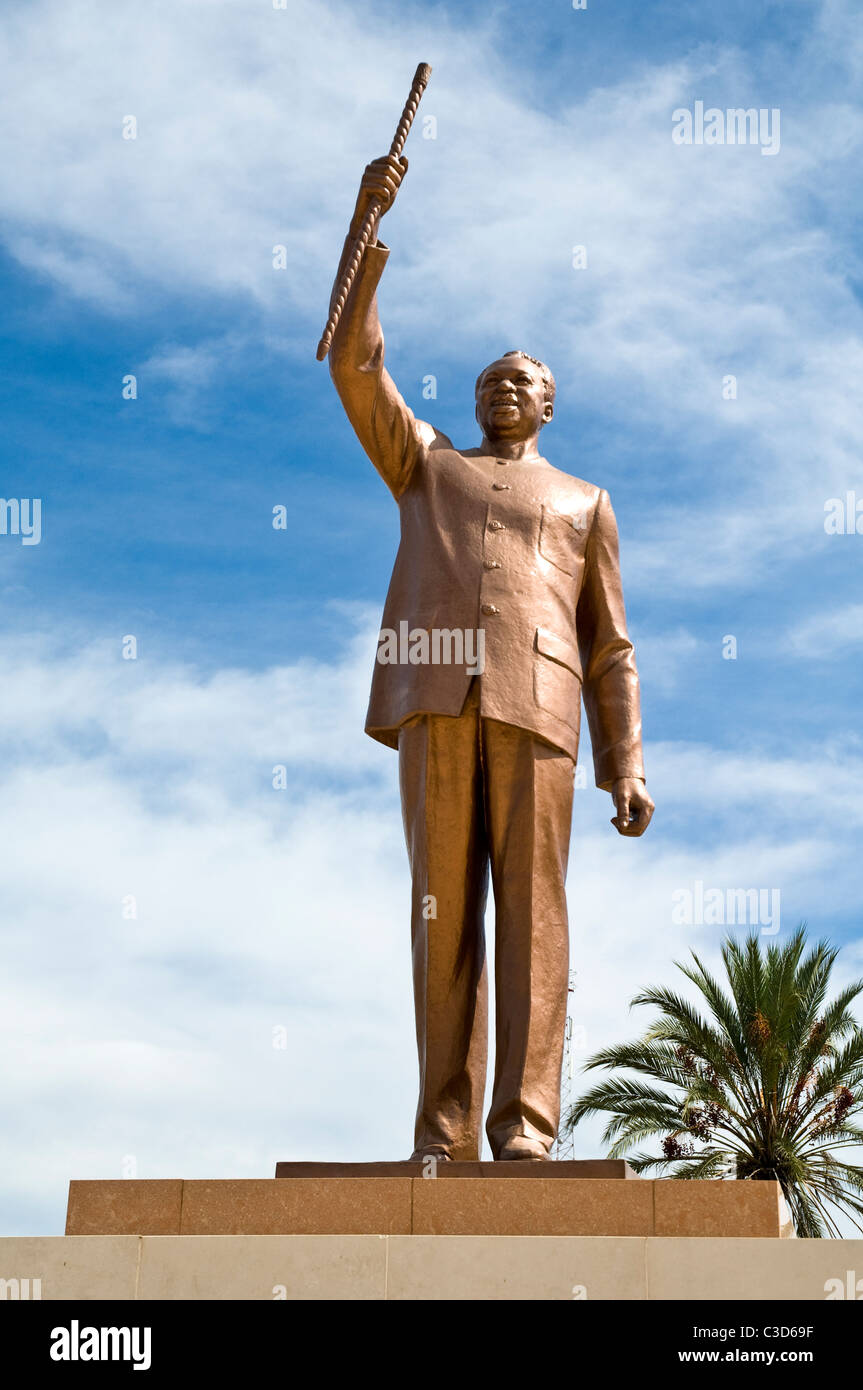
[533,626,582,732]
[535,626,582,681]
[538,504,582,576]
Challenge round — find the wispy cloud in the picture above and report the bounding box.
[787,602,863,658]
[2,0,863,1236]
[1,2,862,590]
[0,621,860,1230]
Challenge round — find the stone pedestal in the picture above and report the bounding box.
[64,1169,791,1239]
[5,1233,861,1301]
[0,1170,824,1300]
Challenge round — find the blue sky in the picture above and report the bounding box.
[1,0,862,1234]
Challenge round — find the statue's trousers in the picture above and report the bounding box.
[398,678,575,1160]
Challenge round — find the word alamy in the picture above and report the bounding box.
[377,622,485,675]
[824,493,863,534]
[0,1277,41,1299]
[672,880,780,935]
[50,1321,151,1371]
[0,498,41,545]
[672,102,780,156]
[825,1271,863,1300]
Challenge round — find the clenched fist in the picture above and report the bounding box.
[611,778,654,837]
[350,154,408,242]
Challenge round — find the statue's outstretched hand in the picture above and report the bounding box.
[350,155,408,240]
[611,778,654,837]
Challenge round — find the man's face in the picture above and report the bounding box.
[475,357,553,443]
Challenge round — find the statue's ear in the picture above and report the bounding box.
[542,401,554,427]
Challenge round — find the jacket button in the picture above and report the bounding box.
[488,520,506,531]
[483,560,501,570]
[492,482,511,490]
[481,604,500,616]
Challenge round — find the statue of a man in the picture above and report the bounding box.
[327,154,654,1162]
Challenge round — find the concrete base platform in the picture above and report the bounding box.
[2,1234,859,1301]
[65,1175,792,1238]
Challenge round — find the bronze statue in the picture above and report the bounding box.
[322,87,653,1162]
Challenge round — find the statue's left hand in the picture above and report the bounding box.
[611,778,654,837]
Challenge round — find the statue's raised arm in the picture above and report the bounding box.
[326,156,435,500]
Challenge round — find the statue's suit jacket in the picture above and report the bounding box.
[328,237,645,790]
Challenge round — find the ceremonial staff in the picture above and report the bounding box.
[315,62,432,361]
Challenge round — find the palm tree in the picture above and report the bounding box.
[564,927,863,1236]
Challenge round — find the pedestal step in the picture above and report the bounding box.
[65,1175,791,1238]
[273,1159,635,1179]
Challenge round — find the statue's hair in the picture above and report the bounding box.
[475,350,556,406]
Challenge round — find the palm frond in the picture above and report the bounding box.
[566,925,863,1237]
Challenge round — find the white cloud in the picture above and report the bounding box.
[7,235,134,310]
[142,331,264,428]
[787,601,863,658]
[629,626,700,693]
[2,0,863,1234]
[1,1,863,592]
[0,621,860,1231]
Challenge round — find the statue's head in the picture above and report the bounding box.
[475,350,555,443]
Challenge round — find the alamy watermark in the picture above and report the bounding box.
[672,102,780,157]
[0,1277,42,1300]
[50,1322,151,1370]
[377,621,485,675]
[672,880,780,935]
[1,498,41,545]
[825,1271,863,1300]
[824,492,863,535]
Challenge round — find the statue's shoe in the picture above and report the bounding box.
[497,1136,549,1161]
[409,1146,453,1162]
